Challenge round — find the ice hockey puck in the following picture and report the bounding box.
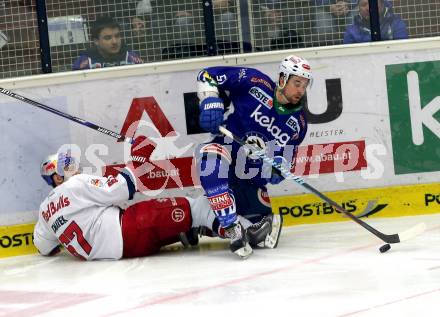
[379,244,391,253]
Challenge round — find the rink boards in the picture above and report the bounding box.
[0,223,36,258]
[1,182,438,259]
[271,182,440,226]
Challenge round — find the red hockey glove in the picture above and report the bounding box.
[122,136,157,193]
[130,135,156,167]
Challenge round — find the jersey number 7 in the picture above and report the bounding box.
[59,221,92,260]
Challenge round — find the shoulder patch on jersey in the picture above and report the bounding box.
[286,116,300,140]
[249,86,273,109]
[250,76,273,91]
[197,70,218,87]
[90,179,103,187]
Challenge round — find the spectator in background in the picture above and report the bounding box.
[128,0,152,37]
[213,0,241,54]
[161,10,201,60]
[73,16,143,70]
[123,1,157,62]
[310,0,357,45]
[260,1,304,50]
[343,0,408,44]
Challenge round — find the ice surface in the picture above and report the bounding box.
[0,214,439,317]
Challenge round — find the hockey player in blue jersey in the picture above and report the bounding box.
[197,55,312,258]
[196,55,312,259]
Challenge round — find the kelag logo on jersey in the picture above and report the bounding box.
[249,87,273,109]
[250,105,290,147]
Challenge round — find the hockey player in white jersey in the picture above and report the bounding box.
[34,136,275,260]
[34,136,214,260]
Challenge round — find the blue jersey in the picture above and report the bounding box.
[72,46,143,70]
[198,66,308,184]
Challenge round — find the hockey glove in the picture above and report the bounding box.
[269,168,284,185]
[122,136,156,194]
[261,156,287,185]
[199,97,224,134]
[130,135,156,167]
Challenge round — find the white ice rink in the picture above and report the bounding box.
[0,214,439,317]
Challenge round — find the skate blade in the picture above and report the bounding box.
[233,243,253,259]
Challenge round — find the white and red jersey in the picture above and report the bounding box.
[33,173,130,260]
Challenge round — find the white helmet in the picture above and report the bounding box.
[56,150,79,179]
[278,55,312,89]
[40,154,59,186]
[40,150,79,187]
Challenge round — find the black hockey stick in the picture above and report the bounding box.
[0,87,132,143]
[219,126,426,244]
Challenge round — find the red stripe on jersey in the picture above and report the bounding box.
[200,143,232,163]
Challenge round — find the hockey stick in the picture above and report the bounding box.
[219,126,426,244]
[0,87,132,143]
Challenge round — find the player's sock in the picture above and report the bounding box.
[198,152,237,228]
[198,148,252,258]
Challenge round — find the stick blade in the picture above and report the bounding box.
[398,222,427,242]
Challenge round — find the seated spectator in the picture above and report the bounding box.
[124,9,155,62]
[343,0,408,44]
[72,16,143,70]
[161,6,244,59]
[310,0,357,45]
[213,0,241,54]
[261,1,304,50]
[128,0,152,37]
[162,11,194,60]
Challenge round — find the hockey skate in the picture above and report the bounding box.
[246,213,283,249]
[224,222,253,259]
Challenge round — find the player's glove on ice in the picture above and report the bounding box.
[199,97,224,134]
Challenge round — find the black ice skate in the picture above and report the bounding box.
[224,222,253,259]
[246,213,283,249]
